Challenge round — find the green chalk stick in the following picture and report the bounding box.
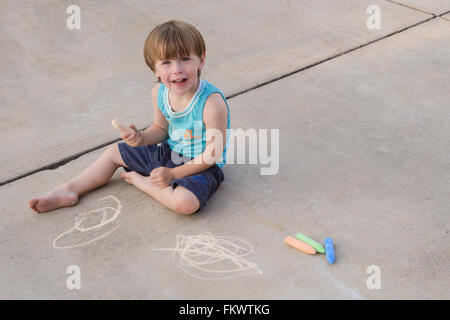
[295,233,325,253]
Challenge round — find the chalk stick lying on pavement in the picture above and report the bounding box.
[284,235,316,255]
[324,238,335,264]
[111,119,133,135]
[295,233,325,253]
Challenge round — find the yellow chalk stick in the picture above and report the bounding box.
[284,235,316,255]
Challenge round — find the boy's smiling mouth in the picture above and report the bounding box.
[172,78,188,86]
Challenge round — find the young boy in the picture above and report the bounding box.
[29,20,230,215]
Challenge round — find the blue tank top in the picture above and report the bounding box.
[157,78,230,168]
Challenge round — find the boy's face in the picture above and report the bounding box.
[155,52,205,95]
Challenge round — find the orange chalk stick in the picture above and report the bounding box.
[284,235,316,255]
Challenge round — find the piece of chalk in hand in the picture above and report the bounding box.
[284,235,316,255]
[295,232,325,253]
[324,238,335,264]
[111,119,133,135]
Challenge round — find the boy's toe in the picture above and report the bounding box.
[28,198,40,212]
[28,198,37,207]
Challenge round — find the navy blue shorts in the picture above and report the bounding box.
[118,141,224,213]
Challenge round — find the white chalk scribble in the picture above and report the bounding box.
[153,232,263,280]
[53,195,121,249]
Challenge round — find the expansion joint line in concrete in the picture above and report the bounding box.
[227,14,438,100]
[440,12,450,21]
[0,12,446,187]
[385,1,450,19]
[384,0,435,15]
[0,138,122,187]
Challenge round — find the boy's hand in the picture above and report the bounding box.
[150,167,174,188]
[121,124,143,147]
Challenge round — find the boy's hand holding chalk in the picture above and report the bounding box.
[112,119,143,147]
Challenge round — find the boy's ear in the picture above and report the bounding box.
[199,52,206,70]
[153,61,160,78]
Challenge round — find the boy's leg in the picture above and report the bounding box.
[65,143,126,196]
[28,143,126,213]
[120,171,200,215]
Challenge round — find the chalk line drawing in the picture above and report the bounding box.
[153,232,263,280]
[53,195,121,249]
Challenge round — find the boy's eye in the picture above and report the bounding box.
[162,61,170,65]
[182,57,190,61]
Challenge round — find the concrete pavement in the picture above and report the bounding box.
[1,0,430,184]
[386,0,450,14]
[1,1,449,299]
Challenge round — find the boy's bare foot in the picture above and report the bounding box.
[28,185,78,213]
[120,171,150,190]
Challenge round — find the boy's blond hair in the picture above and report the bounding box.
[143,20,206,82]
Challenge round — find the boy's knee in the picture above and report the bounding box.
[106,143,126,167]
[172,187,200,215]
[105,143,118,155]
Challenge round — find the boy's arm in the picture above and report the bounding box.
[140,85,169,146]
[171,93,228,180]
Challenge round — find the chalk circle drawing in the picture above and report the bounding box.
[153,232,263,280]
[53,195,121,249]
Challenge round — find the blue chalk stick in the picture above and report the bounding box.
[324,238,335,264]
